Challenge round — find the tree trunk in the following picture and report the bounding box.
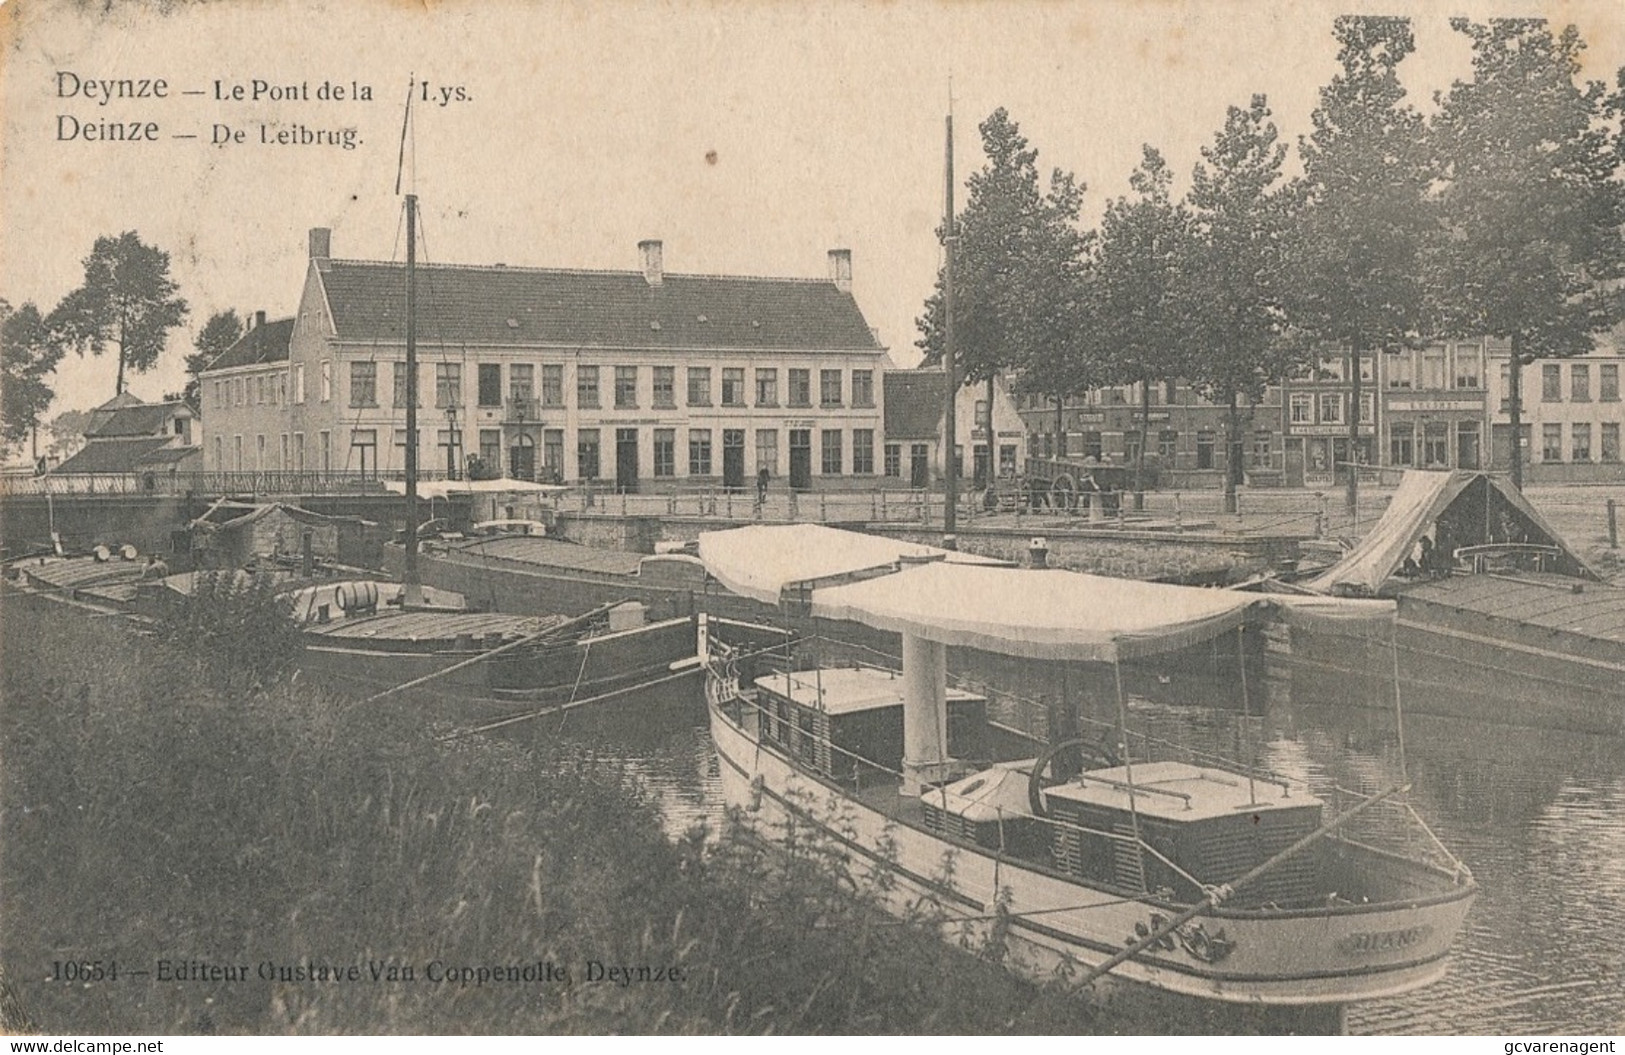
[1508,334,1524,491]
[1225,390,1240,515]
[1134,374,1150,511]
[1053,395,1063,459]
[1346,344,1361,515]
[115,316,127,397]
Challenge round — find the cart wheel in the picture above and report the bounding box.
[1050,472,1079,511]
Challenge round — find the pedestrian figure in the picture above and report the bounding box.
[756,466,770,506]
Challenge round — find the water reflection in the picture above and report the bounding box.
[510,662,1625,1035]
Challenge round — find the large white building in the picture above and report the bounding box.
[1486,329,1625,482]
[202,230,891,491]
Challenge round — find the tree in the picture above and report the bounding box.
[916,109,1091,395]
[1181,96,1297,512]
[0,300,65,461]
[44,409,93,463]
[48,232,189,398]
[1287,15,1430,512]
[184,309,244,410]
[1427,19,1625,489]
[1092,145,1193,501]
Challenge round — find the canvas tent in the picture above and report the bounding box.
[1307,470,1600,596]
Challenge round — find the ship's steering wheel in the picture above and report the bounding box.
[1027,737,1121,818]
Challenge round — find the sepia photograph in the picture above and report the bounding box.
[1,0,1623,1039]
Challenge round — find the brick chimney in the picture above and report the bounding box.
[638,239,663,287]
[255,310,267,330]
[828,248,852,293]
[309,227,331,260]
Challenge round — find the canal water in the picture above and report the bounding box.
[526,660,1625,1036]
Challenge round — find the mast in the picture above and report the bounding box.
[942,113,958,548]
[402,193,423,606]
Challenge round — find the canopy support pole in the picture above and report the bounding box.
[901,631,952,795]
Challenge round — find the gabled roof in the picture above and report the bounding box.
[883,370,946,440]
[93,391,145,412]
[90,401,189,438]
[206,318,294,371]
[52,437,174,474]
[317,260,883,352]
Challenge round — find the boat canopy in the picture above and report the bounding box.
[382,478,569,500]
[699,524,1393,662]
[1307,470,1600,596]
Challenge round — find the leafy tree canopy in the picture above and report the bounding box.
[183,309,244,409]
[1,300,65,457]
[48,231,189,398]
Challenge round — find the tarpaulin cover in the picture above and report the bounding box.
[696,523,1006,606]
[382,478,570,500]
[1307,470,1599,595]
[698,524,1265,662]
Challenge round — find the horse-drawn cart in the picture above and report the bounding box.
[1021,457,1156,514]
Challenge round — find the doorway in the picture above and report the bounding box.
[508,434,535,481]
[722,429,746,491]
[615,428,639,493]
[910,444,930,488]
[789,429,812,491]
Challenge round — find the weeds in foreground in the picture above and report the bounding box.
[1,592,1103,1035]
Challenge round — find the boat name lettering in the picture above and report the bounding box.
[1335,925,1433,956]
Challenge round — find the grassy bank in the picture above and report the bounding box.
[0,593,1112,1035]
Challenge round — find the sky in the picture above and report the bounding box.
[3,0,1623,425]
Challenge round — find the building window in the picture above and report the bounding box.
[1390,423,1414,466]
[1317,356,1345,382]
[1251,430,1272,468]
[1571,364,1591,402]
[615,366,638,409]
[280,434,289,470]
[319,361,332,403]
[350,428,377,476]
[1196,430,1215,469]
[721,368,745,407]
[1318,393,1343,425]
[688,429,712,476]
[1420,345,1447,390]
[1360,392,1376,424]
[542,430,563,480]
[437,429,462,476]
[1154,429,1176,459]
[852,370,874,408]
[435,363,461,408]
[686,367,711,407]
[999,443,1018,475]
[820,369,842,407]
[577,429,601,479]
[293,433,305,472]
[975,400,990,431]
[293,364,306,404]
[821,429,842,474]
[1387,350,1415,389]
[1454,344,1481,389]
[576,365,600,409]
[319,431,330,472]
[392,362,417,408]
[233,435,243,471]
[1543,364,1562,402]
[652,366,675,408]
[476,363,501,407]
[852,429,874,474]
[1542,423,1564,462]
[1602,423,1620,463]
[541,365,564,407]
[509,364,535,407]
[479,429,500,466]
[349,362,377,407]
[884,443,901,477]
[391,428,420,471]
[788,369,811,407]
[257,375,266,405]
[1423,423,1449,468]
[213,436,223,468]
[1572,423,1592,462]
[653,429,676,477]
[1600,364,1619,402]
[756,429,778,475]
[1289,393,1313,424]
[756,369,778,407]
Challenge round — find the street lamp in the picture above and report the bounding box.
[445,403,460,480]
